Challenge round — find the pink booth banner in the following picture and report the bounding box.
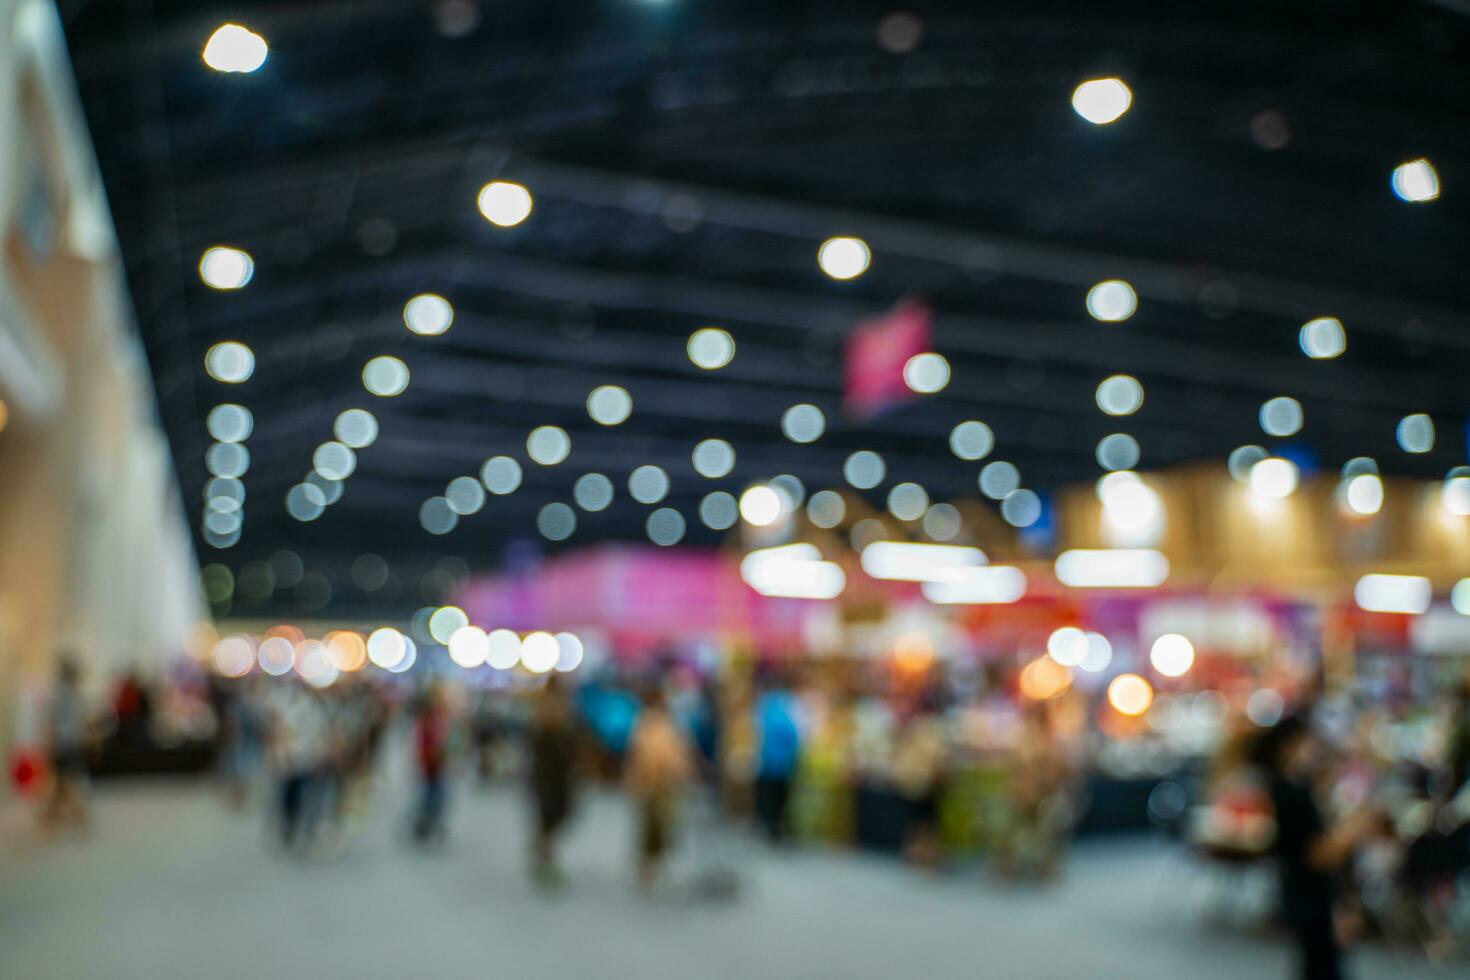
[844,297,932,420]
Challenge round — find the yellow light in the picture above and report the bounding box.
[326,631,368,672]
[1107,673,1154,716]
[1019,657,1072,701]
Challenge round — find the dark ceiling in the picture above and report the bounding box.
[59,0,1470,617]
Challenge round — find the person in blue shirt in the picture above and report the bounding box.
[752,674,803,843]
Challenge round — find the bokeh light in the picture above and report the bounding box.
[363,356,410,396]
[1299,317,1346,359]
[1259,396,1303,437]
[1150,634,1195,677]
[403,293,454,336]
[202,24,268,73]
[334,409,378,448]
[587,385,633,425]
[781,404,826,443]
[692,439,736,478]
[481,456,523,495]
[902,353,950,394]
[843,451,886,490]
[477,180,533,226]
[527,426,571,465]
[199,246,254,289]
[629,465,670,504]
[574,473,615,512]
[1108,674,1154,716]
[1396,413,1434,453]
[949,420,994,460]
[1085,280,1137,322]
[205,341,254,383]
[537,502,577,541]
[817,236,871,280]
[1095,375,1144,416]
[1072,77,1132,124]
[699,491,739,530]
[687,327,736,370]
[1391,158,1440,203]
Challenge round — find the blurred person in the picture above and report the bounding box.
[412,684,452,845]
[528,676,580,885]
[267,680,331,852]
[624,687,694,890]
[43,657,92,831]
[219,677,266,807]
[996,704,1071,880]
[751,674,803,843]
[892,694,946,868]
[1257,714,1379,980]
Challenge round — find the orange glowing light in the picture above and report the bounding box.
[1019,656,1072,701]
[325,630,368,672]
[264,623,305,645]
[1108,673,1154,716]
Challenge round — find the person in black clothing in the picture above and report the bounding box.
[1258,714,1376,980]
[528,676,580,886]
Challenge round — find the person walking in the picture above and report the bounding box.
[44,658,92,832]
[624,687,693,890]
[528,676,580,885]
[412,685,452,845]
[751,676,802,844]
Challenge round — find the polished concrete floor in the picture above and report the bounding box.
[0,768,1453,980]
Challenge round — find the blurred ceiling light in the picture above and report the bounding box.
[306,471,343,505]
[902,352,950,393]
[860,541,986,582]
[843,450,886,490]
[647,507,686,546]
[521,632,560,674]
[206,404,253,442]
[212,635,255,677]
[202,24,268,73]
[699,490,738,530]
[1354,573,1431,615]
[1108,674,1154,716]
[1249,457,1298,499]
[419,496,458,535]
[1341,456,1378,479]
[367,627,408,670]
[806,490,846,529]
[1299,317,1346,359]
[537,502,577,541]
[334,409,379,449]
[206,441,250,478]
[920,565,1026,604]
[629,465,670,504]
[1086,279,1136,322]
[979,460,1019,499]
[1071,77,1132,124]
[1396,413,1434,453]
[313,441,356,481]
[448,626,488,668]
[781,404,825,443]
[486,629,522,670]
[1096,374,1144,415]
[587,385,633,425]
[203,509,241,536]
[1046,626,1088,667]
[326,631,368,672]
[1055,548,1168,588]
[1001,488,1042,527]
[922,502,962,541]
[1079,635,1113,673]
[771,474,805,507]
[1150,633,1195,677]
[740,543,846,600]
[1445,474,1470,517]
[1343,474,1384,516]
[1391,158,1440,203]
[429,605,469,645]
[817,236,871,280]
[199,246,254,289]
[403,293,454,336]
[1228,445,1268,483]
[1247,688,1285,727]
[477,180,533,226]
[205,341,254,383]
[1096,433,1140,471]
[286,483,326,521]
[739,485,784,526]
[950,420,994,460]
[1259,396,1304,437]
[887,482,929,521]
[481,455,523,495]
[363,355,410,396]
[446,475,486,515]
[692,439,736,478]
[554,633,584,673]
[1451,578,1470,616]
[574,473,615,512]
[687,327,735,369]
[1101,475,1164,547]
[527,425,571,465]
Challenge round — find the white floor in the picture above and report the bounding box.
[0,770,1453,980]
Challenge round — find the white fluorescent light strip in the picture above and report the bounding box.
[1055,549,1169,588]
[1353,574,1431,615]
[859,541,987,582]
[921,566,1027,604]
[740,544,845,600]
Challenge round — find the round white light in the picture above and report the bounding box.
[1249,457,1299,499]
[367,628,407,670]
[1096,375,1144,416]
[691,439,736,478]
[572,473,614,512]
[1259,396,1303,437]
[1096,433,1141,471]
[950,420,994,460]
[257,637,294,676]
[199,246,254,289]
[403,293,454,336]
[781,404,826,443]
[1344,474,1383,516]
[922,502,962,541]
[1228,445,1268,482]
[647,508,686,546]
[286,483,326,522]
[1391,158,1440,203]
[817,236,871,280]
[527,426,571,465]
[1001,489,1042,528]
[1396,413,1434,454]
[537,502,576,541]
[1299,317,1346,359]
[207,404,253,442]
[1047,626,1087,667]
[699,491,738,530]
[740,485,782,526]
[446,475,486,515]
[887,482,929,522]
[843,450,886,490]
[1451,578,1470,615]
[486,629,522,669]
[419,497,458,535]
[331,408,377,448]
[903,353,951,394]
[1071,77,1132,124]
[447,626,489,669]
[206,441,250,478]
[1150,633,1195,677]
[480,456,523,495]
[313,441,356,481]
[202,24,268,73]
[629,465,670,504]
[521,632,559,674]
[205,341,254,383]
[587,385,633,425]
[807,490,846,529]
[979,460,1019,500]
[687,327,735,370]
[363,356,410,397]
[1341,457,1378,479]
[477,180,533,227]
[429,606,469,645]
[1443,476,1470,517]
[1086,280,1137,322]
[554,633,585,673]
